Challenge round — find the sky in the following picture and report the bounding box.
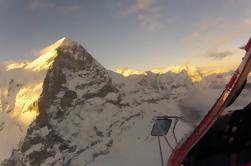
[1,0,251,70]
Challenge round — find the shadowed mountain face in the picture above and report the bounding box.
[1,38,250,166]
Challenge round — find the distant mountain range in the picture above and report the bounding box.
[115,65,229,82]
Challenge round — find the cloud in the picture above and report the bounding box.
[183,32,201,43]
[29,0,53,11]
[224,0,238,5]
[205,49,234,60]
[29,0,80,12]
[197,18,228,31]
[183,19,239,61]
[243,18,251,27]
[138,13,161,31]
[182,18,227,48]
[239,17,251,32]
[121,0,162,32]
[61,5,80,12]
[182,17,243,51]
[122,0,154,15]
[207,35,233,48]
[183,32,233,51]
[179,73,230,125]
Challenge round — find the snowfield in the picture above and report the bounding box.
[0,38,250,166]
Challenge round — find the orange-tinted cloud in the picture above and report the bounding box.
[243,18,251,27]
[183,17,242,49]
[205,49,234,60]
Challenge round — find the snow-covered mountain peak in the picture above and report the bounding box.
[39,37,79,55]
[115,67,146,77]
[151,64,203,81]
[4,37,82,72]
[26,37,94,71]
[0,38,103,162]
[116,64,203,82]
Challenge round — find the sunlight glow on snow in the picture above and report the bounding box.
[115,67,146,77]
[6,62,29,71]
[115,65,231,82]
[10,83,42,127]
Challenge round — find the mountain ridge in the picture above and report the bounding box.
[115,65,230,82]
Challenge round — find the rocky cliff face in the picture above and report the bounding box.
[1,38,250,166]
